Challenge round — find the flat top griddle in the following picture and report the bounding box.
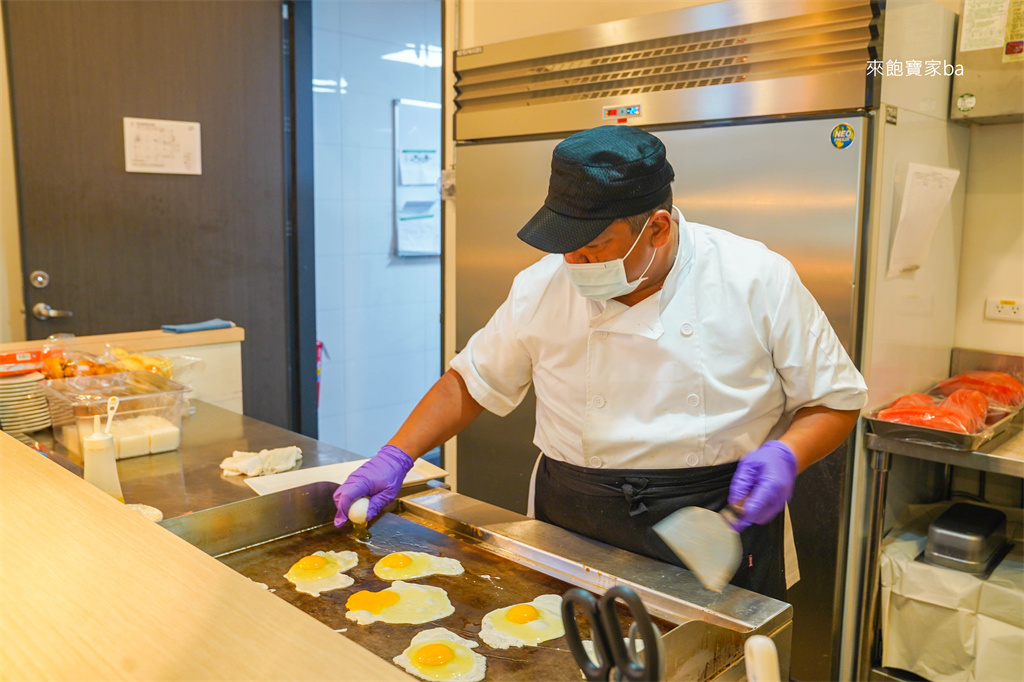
[219,512,669,680]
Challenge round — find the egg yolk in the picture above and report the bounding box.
[505,604,540,624]
[346,589,401,614]
[414,643,455,667]
[296,555,328,571]
[380,553,413,569]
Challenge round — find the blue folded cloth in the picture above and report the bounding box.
[161,318,235,334]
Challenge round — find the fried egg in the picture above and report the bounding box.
[283,550,358,597]
[393,628,486,682]
[345,580,454,625]
[480,594,565,649]
[374,551,465,581]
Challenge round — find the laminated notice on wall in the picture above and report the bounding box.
[960,0,1011,52]
[399,149,440,186]
[396,202,441,255]
[123,117,202,175]
[393,99,441,256]
[886,163,960,279]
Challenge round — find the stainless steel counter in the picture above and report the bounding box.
[161,482,794,681]
[31,400,367,518]
[28,397,793,680]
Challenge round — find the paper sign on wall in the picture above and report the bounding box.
[960,0,1011,52]
[1005,0,1024,62]
[886,163,960,279]
[393,99,441,256]
[399,149,440,186]
[124,117,202,175]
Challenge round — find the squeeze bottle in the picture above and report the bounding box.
[83,414,124,503]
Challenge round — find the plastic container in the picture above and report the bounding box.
[923,503,1007,574]
[42,371,190,459]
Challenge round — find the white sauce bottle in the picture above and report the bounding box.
[83,414,124,503]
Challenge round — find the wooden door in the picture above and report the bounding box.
[4,0,314,429]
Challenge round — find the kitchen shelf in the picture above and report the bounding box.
[865,421,1024,478]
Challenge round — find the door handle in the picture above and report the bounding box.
[32,302,74,320]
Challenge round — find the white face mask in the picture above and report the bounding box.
[563,212,659,301]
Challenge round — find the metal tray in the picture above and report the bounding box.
[865,406,1021,451]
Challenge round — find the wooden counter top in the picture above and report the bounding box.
[0,432,412,681]
[0,327,245,355]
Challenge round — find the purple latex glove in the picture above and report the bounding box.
[333,445,415,526]
[728,440,798,533]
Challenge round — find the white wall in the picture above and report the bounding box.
[313,0,442,458]
[954,123,1024,355]
[1,9,25,343]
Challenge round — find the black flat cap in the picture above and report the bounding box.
[517,125,675,253]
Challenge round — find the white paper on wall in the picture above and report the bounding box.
[399,149,440,186]
[886,163,960,279]
[123,117,202,175]
[960,0,1011,52]
[396,201,441,255]
[394,99,442,256]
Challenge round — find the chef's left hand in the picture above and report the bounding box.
[728,440,797,532]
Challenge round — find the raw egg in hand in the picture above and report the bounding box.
[480,594,565,649]
[283,550,358,597]
[374,551,464,581]
[345,580,454,625]
[393,628,486,682]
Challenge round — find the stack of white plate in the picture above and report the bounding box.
[0,372,50,435]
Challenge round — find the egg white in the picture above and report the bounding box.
[283,550,358,597]
[373,551,465,581]
[480,593,565,649]
[346,580,455,625]
[393,628,486,682]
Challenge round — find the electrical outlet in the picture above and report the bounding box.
[985,297,1023,322]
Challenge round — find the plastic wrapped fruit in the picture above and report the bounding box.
[888,393,935,409]
[876,404,975,434]
[935,371,1024,408]
[938,389,989,432]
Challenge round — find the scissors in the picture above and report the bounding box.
[562,585,665,682]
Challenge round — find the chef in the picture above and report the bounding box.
[334,125,868,599]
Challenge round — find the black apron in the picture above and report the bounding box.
[534,455,787,601]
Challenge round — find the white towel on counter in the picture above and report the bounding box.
[220,446,303,477]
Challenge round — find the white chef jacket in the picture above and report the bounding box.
[450,215,868,470]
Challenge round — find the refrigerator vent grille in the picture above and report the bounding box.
[454,0,880,140]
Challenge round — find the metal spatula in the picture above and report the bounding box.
[653,505,742,592]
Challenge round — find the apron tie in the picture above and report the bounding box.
[621,477,651,516]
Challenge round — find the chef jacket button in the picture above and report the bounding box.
[588,456,603,468]
[592,395,606,408]
[686,393,700,407]
[686,453,700,467]
[680,323,694,337]
[594,330,608,339]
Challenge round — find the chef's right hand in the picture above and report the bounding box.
[333,445,415,526]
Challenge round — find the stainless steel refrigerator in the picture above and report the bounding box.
[449,2,963,678]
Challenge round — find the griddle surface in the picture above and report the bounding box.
[219,512,662,680]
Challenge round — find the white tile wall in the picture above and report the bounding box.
[313,0,442,458]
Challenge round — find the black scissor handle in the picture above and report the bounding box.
[599,586,663,682]
[562,588,613,682]
[563,586,664,682]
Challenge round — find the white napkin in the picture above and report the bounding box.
[220,446,303,476]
